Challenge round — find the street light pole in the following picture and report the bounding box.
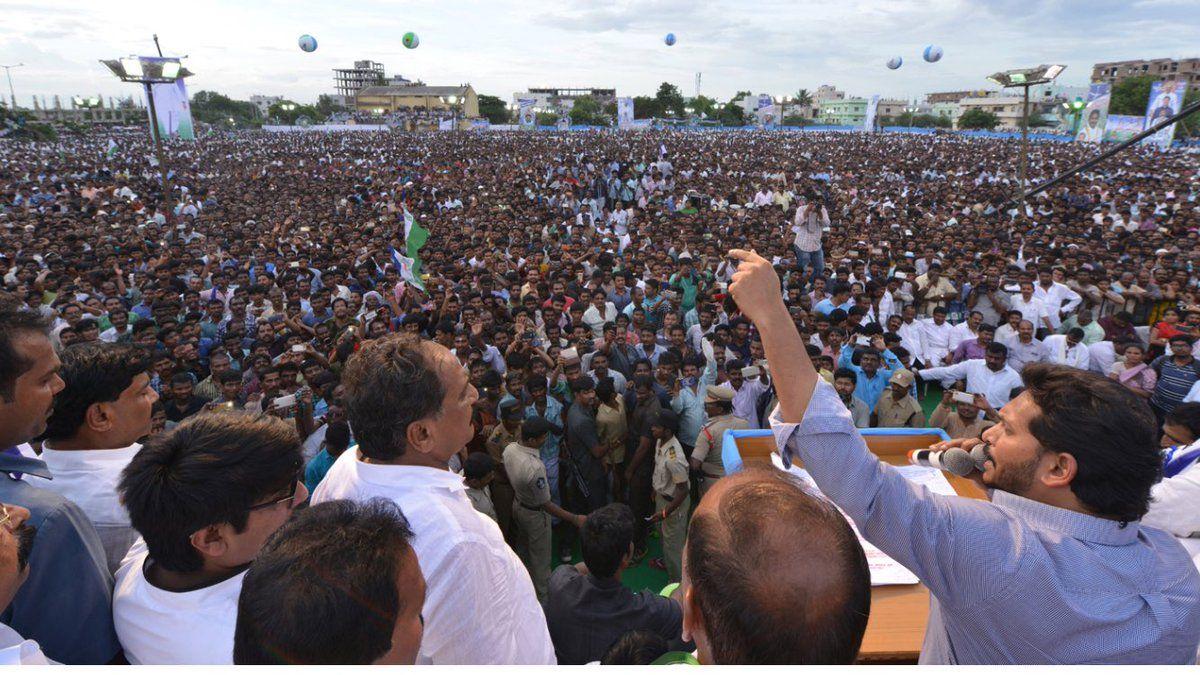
[1018,83,1030,216]
[986,65,1065,220]
[143,82,171,204]
[1,63,23,109]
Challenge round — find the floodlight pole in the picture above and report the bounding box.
[143,82,172,219]
[1017,83,1030,217]
[1,63,22,109]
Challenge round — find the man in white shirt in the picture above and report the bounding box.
[1044,329,1091,371]
[581,290,618,340]
[896,305,926,366]
[28,342,157,572]
[1010,281,1052,333]
[949,311,984,353]
[114,413,308,664]
[918,342,1024,409]
[312,335,556,665]
[0,502,56,665]
[1033,269,1082,331]
[1144,403,1200,566]
[920,307,955,368]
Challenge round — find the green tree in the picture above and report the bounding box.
[569,95,603,125]
[687,95,718,118]
[268,100,318,125]
[1109,75,1157,116]
[730,90,753,103]
[190,90,259,125]
[633,96,661,119]
[315,94,348,120]
[957,108,999,130]
[718,101,748,127]
[535,111,559,126]
[655,82,686,118]
[477,95,510,124]
[1175,88,1200,139]
[793,88,813,107]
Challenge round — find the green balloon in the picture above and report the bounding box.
[402,32,420,49]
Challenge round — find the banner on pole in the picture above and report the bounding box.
[517,97,537,130]
[1140,80,1184,149]
[1074,83,1111,143]
[148,78,195,140]
[616,97,634,128]
[864,95,881,131]
[1103,114,1144,143]
[755,94,776,129]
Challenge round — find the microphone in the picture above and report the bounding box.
[907,448,976,477]
[968,442,991,471]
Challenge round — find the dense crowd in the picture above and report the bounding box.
[1,127,1199,664]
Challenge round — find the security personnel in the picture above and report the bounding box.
[649,409,689,583]
[485,400,522,542]
[871,369,926,428]
[504,416,586,602]
[689,385,751,498]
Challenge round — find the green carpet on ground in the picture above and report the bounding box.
[549,382,950,595]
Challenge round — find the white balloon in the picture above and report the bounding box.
[887,56,903,70]
[923,45,943,63]
[298,34,317,53]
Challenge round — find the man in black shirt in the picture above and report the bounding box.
[544,503,683,664]
[164,373,207,425]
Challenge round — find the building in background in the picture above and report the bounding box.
[1091,57,1200,91]
[249,95,282,116]
[926,90,991,104]
[355,84,478,118]
[333,60,387,100]
[816,96,907,126]
[512,87,616,110]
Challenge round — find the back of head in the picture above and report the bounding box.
[600,630,670,665]
[581,503,635,579]
[234,498,418,664]
[1020,363,1160,522]
[685,466,870,664]
[341,335,444,461]
[118,412,302,573]
[43,342,151,442]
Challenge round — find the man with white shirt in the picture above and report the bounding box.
[949,311,984,353]
[896,305,926,367]
[994,309,1023,344]
[582,290,618,340]
[919,307,955,368]
[1033,268,1082,331]
[1144,403,1200,567]
[789,197,829,282]
[918,342,1024,409]
[0,501,55,665]
[114,413,308,664]
[1010,281,1053,334]
[29,343,157,573]
[312,335,556,665]
[1044,329,1091,371]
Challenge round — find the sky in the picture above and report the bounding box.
[1,0,1198,107]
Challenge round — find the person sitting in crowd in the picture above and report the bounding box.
[917,341,1023,409]
[1142,403,1200,569]
[544,503,683,664]
[114,412,307,664]
[928,389,999,438]
[233,498,426,665]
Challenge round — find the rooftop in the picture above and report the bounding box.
[357,85,471,97]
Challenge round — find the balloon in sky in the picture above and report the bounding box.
[664,33,676,46]
[887,56,903,70]
[402,32,420,49]
[298,34,318,53]
[923,45,943,62]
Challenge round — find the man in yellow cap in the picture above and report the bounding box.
[871,369,926,428]
[689,385,751,497]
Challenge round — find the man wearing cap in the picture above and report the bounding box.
[504,417,587,603]
[690,385,751,497]
[648,409,689,582]
[484,399,523,543]
[871,370,926,428]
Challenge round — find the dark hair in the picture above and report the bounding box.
[118,412,302,573]
[463,452,495,480]
[324,421,351,456]
[580,503,635,579]
[341,336,446,461]
[985,341,1009,358]
[685,466,870,664]
[43,343,151,441]
[233,499,417,664]
[1166,403,1200,437]
[833,367,857,384]
[1066,327,1085,341]
[601,631,670,665]
[1020,363,1161,522]
[0,304,50,402]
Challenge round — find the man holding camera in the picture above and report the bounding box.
[789,196,829,283]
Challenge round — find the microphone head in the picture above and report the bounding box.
[969,443,991,471]
[941,448,976,477]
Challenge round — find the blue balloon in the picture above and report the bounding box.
[923,45,943,63]
[298,34,317,53]
[664,33,676,46]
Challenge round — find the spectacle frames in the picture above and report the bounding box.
[247,474,302,512]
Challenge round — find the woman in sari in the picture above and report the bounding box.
[1108,343,1156,400]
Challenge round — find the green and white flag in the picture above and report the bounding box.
[402,208,430,280]
[106,138,118,158]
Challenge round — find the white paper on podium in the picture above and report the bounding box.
[770,454,957,586]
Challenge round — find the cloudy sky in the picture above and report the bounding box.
[1,0,1197,106]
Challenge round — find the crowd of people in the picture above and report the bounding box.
[1,126,1199,664]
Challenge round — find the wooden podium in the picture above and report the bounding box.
[727,430,987,664]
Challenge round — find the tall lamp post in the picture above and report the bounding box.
[905,105,919,129]
[1,63,23,109]
[1061,96,1085,136]
[100,55,192,215]
[987,64,1066,217]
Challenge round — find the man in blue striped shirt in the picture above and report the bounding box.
[727,249,1200,664]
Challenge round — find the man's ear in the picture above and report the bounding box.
[1041,451,1078,490]
[189,524,229,562]
[680,584,705,648]
[405,418,435,457]
[86,401,115,434]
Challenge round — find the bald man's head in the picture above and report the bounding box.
[681,465,870,664]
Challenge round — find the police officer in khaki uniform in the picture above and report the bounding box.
[503,416,586,602]
[485,400,523,543]
[689,385,751,498]
[648,409,689,583]
[870,369,926,428]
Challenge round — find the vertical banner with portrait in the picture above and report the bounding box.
[755,94,776,129]
[1141,80,1184,149]
[616,97,634,128]
[864,95,881,131]
[517,97,537,130]
[149,79,195,141]
[1074,83,1110,143]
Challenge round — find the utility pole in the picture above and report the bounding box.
[1,63,23,109]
